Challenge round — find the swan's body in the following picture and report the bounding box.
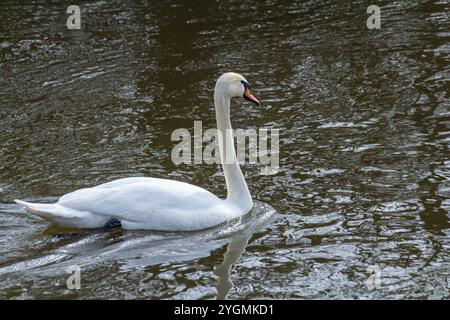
[16,177,241,230]
[15,72,260,231]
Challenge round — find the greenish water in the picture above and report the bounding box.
[0,0,449,299]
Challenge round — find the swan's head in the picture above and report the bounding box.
[215,72,260,106]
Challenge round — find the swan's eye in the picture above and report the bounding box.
[240,80,251,90]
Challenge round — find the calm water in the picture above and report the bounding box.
[0,0,449,299]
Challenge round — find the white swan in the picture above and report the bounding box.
[15,72,261,231]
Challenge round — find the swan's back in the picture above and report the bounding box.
[55,177,236,230]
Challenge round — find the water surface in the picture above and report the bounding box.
[0,0,449,299]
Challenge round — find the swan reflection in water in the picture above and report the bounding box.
[214,226,254,299]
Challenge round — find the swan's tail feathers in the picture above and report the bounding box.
[14,200,76,219]
[14,199,104,228]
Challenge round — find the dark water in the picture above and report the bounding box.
[0,0,449,299]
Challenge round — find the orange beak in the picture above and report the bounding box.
[244,88,260,105]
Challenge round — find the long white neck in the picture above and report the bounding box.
[214,89,253,212]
